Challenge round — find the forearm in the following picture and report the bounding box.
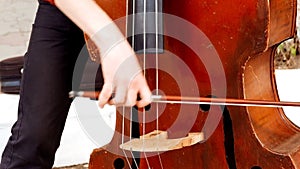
[54,0,115,37]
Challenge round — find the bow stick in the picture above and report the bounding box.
[69,91,300,108]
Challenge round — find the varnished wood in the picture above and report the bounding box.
[87,0,299,168]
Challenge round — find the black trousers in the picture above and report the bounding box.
[0,1,86,168]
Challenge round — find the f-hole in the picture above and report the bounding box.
[199,95,217,112]
[199,95,237,169]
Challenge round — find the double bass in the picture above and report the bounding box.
[83,0,299,168]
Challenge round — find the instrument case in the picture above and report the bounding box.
[0,56,24,94]
[0,56,104,94]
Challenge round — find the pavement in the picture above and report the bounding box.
[1,0,300,168]
[0,0,37,60]
[0,1,114,167]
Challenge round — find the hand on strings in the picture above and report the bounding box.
[54,0,152,108]
[95,38,152,108]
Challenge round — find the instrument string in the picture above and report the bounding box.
[132,0,142,167]
[122,106,125,145]
[155,0,164,168]
[130,150,140,169]
[122,149,134,169]
[122,0,131,166]
[142,0,151,168]
[125,0,140,168]
[125,0,130,144]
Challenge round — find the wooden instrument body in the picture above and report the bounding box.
[88,0,299,168]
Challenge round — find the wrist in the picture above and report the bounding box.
[88,23,126,63]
